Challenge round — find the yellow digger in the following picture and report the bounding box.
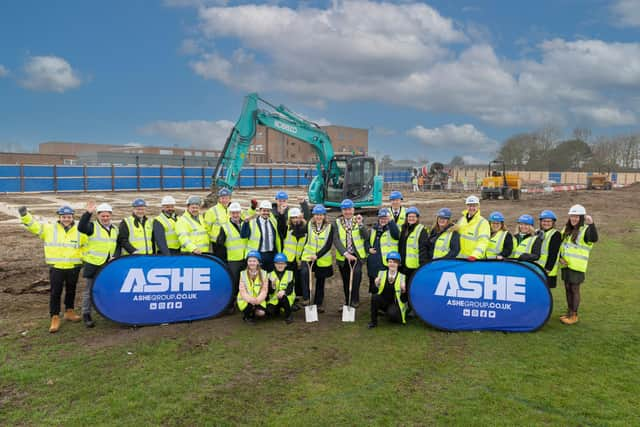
[587,173,613,190]
[481,160,521,200]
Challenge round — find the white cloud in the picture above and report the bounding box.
[570,106,636,126]
[138,119,234,149]
[407,123,499,155]
[0,65,8,77]
[178,39,203,55]
[611,0,640,27]
[183,1,640,129]
[21,56,82,93]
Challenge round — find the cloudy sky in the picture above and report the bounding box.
[1,0,640,162]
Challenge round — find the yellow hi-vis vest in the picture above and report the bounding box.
[432,229,453,259]
[122,216,153,255]
[560,225,593,273]
[204,203,228,235]
[237,269,267,311]
[301,223,333,267]
[376,270,407,324]
[388,206,406,227]
[335,219,366,261]
[221,222,246,262]
[154,213,180,250]
[457,211,490,259]
[267,270,295,306]
[83,221,118,266]
[21,213,86,269]
[512,234,536,258]
[487,230,509,259]
[246,216,282,253]
[369,227,398,267]
[283,226,305,263]
[175,213,210,253]
[537,228,560,277]
[404,224,425,269]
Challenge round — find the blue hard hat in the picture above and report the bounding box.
[312,204,327,215]
[437,208,452,219]
[132,198,146,207]
[389,191,403,201]
[518,214,534,225]
[539,210,557,221]
[489,211,505,222]
[274,253,288,264]
[218,188,232,197]
[57,205,74,215]
[386,251,402,262]
[246,250,262,262]
[275,191,289,200]
[377,208,389,217]
[340,199,354,209]
[406,206,420,216]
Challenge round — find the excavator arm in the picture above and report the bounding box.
[209,93,336,205]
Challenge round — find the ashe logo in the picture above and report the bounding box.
[434,272,526,303]
[274,120,298,134]
[120,268,211,293]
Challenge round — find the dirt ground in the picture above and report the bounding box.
[1,185,638,344]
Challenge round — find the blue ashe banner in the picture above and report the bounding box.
[93,254,233,326]
[409,259,552,332]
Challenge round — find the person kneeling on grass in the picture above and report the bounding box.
[368,251,408,329]
[237,250,268,324]
[266,253,295,324]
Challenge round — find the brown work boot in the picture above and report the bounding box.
[561,312,578,325]
[559,311,571,321]
[63,309,81,322]
[49,315,61,333]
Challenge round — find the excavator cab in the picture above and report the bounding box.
[323,155,377,206]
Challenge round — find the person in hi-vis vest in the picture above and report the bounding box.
[558,204,598,325]
[116,198,153,257]
[214,201,247,314]
[368,251,408,328]
[388,191,407,227]
[175,196,210,254]
[334,199,369,310]
[456,195,490,260]
[367,208,399,294]
[511,214,542,262]
[78,201,118,328]
[486,211,513,260]
[536,210,562,289]
[152,195,180,255]
[19,205,87,333]
[237,251,269,324]
[266,253,295,324]
[427,208,460,260]
[242,200,281,273]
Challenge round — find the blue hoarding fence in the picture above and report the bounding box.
[0,164,412,193]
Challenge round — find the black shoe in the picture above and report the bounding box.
[226,306,236,315]
[83,313,95,328]
[317,305,325,314]
[285,314,294,324]
[367,321,377,329]
[291,304,301,312]
[351,302,360,309]
[243,316,255,325]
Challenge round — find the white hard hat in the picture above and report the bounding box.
[288,207,302,218]
[161,195,176,206]
[465,195,480,205]
[96,203,113,213]
[568,204,586,215]
[228,202,242,212]
[259,200,272,210]
[186,195,202,206]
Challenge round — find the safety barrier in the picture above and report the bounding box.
[0,164,412,193]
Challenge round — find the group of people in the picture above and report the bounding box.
[19,188,597,333]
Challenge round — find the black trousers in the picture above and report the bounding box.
[49,266,81,317]
[300,262,326,306]
[226,260,245,306]
[259,251,276,273]
[338,259,362,305]
[370,293,403,324]
[267,296,292,317]
[242,304,265,319]
[288,261,302,297]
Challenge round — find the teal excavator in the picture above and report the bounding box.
[206,93,383,208]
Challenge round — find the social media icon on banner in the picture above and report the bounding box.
[167,302,174,309]
[159,302,166,310]
[480,310,487,318]
[176,301,182,309]
[489,311,496,318]
[150,303,157,310]
[463,309,470,317]
[471,310,479,317]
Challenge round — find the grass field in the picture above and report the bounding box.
[2,230,639,426]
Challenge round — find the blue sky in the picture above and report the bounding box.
[1,0,640,163]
